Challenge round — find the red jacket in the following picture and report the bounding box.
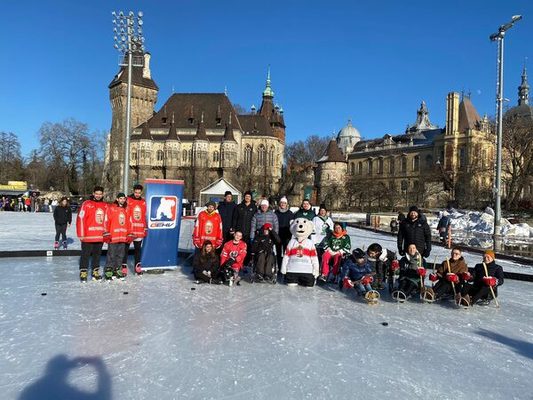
[76,199,108,243]
[104,203,132,243]
[127,195,147,238]
[220,240,247,271]
[192,210,223,248]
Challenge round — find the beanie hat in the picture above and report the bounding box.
[262,223,273,230]
[409,205,419,213]
[484,250,496,260]
[352,248,365,259]
[260,199,269,207]
[279,196,288,204]
[224,191,232,197]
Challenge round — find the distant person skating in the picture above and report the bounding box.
[123,184,147,275]
[53,197,72,250]
[76,186,107,282]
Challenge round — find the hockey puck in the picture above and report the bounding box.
[191,287,196,291]
[123,291,129,295]
[41,293,47,296]
[381,322,389,326]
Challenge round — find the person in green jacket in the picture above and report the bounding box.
[294,199,316,221]
[319,222,351,282]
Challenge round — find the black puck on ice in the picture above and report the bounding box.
[381,322,389,326]
[191,287,196,291]
[123,291,129,295]
[41,293,47,296]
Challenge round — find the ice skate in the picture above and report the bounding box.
[54,241,59,250]
[104,267,113,281]
[121,264,128,278]
[62,240,67,250]
[92,268,102,281]
[79,269,88,283]
[134,263,143,276]
[114,267,125,281]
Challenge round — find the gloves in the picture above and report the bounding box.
[343,277,354,289]
[361,275,373,285]
[446,273,459,284]
[417,267,426,278]
[103,232,111,243]
[391,260,400,271]
[483,276,497,287]
[423,249,430,258]
[429,273,439,282]
[462,271,472,282]
[126,233,136,244]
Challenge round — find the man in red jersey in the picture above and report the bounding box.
[123,184,147,276]
[103,193,134,280]
[76,186,108,282]
[192,201,223,250]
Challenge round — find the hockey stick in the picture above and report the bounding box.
[482,262,500,308]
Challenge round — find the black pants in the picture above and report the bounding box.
[434,280,456,299]
[123,240,142,265]
[285,272,315,287]
[255,252,275,278]
[80,242,103,271]
[397,278,419,297]
[55,224,67,242]
[106,243,125,270]
[276,235,291,269]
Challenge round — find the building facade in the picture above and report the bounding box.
[316,93,496,209]
[103,54,285,201]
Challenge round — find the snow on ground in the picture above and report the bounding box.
[0,212,531,275]
[1,257,532,400]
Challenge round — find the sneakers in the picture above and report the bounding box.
[92,268,102,281]
[255,274,264,282]
[121,264,128,278]
[80,269,88,282]
[54,241,59,250]
[317,275,327,283]
[134,263,143,275]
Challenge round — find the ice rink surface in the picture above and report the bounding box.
[1,256,533,400]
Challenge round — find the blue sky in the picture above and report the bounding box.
[1,0,532,156]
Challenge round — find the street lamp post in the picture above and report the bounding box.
[489,15,522,250]
[112,11,145,193]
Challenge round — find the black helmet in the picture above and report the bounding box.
[352,248,365,259]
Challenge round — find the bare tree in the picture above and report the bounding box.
[0,131,23,183]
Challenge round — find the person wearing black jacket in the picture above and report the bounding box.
[53,197,72,249]
[192,241,220,283]
[397,205,431,257]
[250,223,281,281]
[275,196,294,269]
[462,250,504,305]
[218,191,237,243]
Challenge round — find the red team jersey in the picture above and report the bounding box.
[220,240,247,271]
[192,210,223,249]
[76,199,108,243]
[104,203,132,243]
[127,196,147,238]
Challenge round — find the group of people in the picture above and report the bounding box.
[75,185,146,282]
[192,198,504,306]
[0,195,62,212]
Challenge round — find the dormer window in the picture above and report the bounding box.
[188,117,194,125]
[162,117,167,125]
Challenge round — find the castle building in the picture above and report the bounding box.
[315,93,496,209]
[103,54,285,201]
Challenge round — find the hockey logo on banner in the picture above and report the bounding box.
[149,195,178,229]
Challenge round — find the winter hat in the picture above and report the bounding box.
[116,192,126,198]
[484,250,496,260]
[279,196,288,204]
[224,191,232,197]
[206,201,216,208]
[352,248,365,259]
[408,205,419,213]
[262,223,273,230]
[260,199,269,207]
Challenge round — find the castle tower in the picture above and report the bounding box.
[518,65,530,106]
[220,114,238,169]
[315,140,348,207]
[104,52,158,195]
[164,113,181,173]
[258,67,286,142]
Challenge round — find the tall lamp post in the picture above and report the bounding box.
[112,11,145,193]
[489,15,522,250]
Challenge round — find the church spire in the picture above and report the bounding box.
[518,64,529,106]
[262,65,274,98]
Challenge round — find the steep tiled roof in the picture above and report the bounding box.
[166,114,179,141]
[222,115,236,142]
[139,122,152,140]
[458,97,481,132]
[238,115,275,137]
[195,114,208,141]
[317,140,346,163]
[109,65,158,91]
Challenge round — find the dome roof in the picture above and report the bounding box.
[337,119,361,140]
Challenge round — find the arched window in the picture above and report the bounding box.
[425,154,433,169]
[358,161,363,175]
[213,151,220,163]
[378,158,384,174]
[401,156,407,173]
[157,150,164,161]
[350,163,355,175]
[459,147,467,169]
[269,146,275,166]
[258,145,266,167]
[244,145,252,166]
[367,159,373,175]
[413,155,420,171]
[182,149,188,162]
[389,157,395,175]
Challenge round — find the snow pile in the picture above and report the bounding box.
[434,208,533,238]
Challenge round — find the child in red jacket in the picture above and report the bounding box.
[103,193,134,280]
[219,231,247,285]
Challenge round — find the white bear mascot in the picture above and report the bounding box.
[280,218,319,287]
